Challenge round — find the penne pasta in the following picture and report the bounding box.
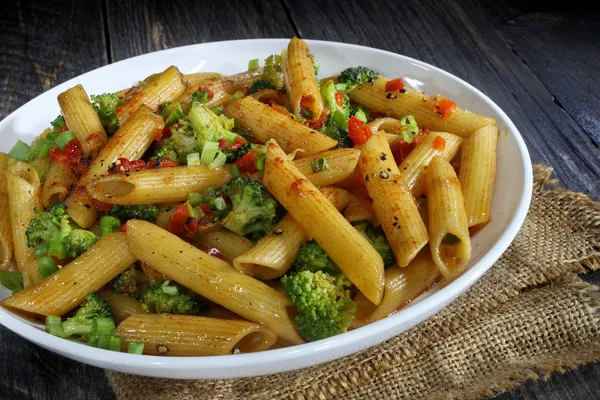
[6,162,42,287]
[293,148,360,187]
[125,220,303,344]
[194,229,254,263]
[41,162,78,207]
[64,188,98,229]
[0,153,13,271]
[228,68,265,91]
[86,166,233,205]
[263,140,384,304]
[117,66,186,125]
[115,314,278,356]
[343,188,379,226]
[458,125,498,227]
[349,77,496,137]
[79,105,164,186]
[284,37,323,120]
[352,250,440,328]
[233,186,352,280]
[57,84,108,155]
[224,96,337,156]
[1,233,136,315]
[360,133,428,267]
[425,157,471,280]
[398,131,462,198]
[98,287,144,325]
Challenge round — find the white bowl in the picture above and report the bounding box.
[0,39,532,379]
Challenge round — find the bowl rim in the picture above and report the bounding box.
[0,38,533,379]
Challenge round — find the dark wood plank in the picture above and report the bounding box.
[105,0,296,62]
[283,0,600,198]
[0,0,109,119]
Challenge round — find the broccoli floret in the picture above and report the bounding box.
[99,215,121,236]
[51,115,66,132]
[151,119,199,164]
[355,222,394,268]
[321,80,352,118]
[320,114,352,149]
[263,52,285,89]
[25,202,70,248]
[222,141,251,163]
[159,101,185,126]
[63,229,98,258]
[110,266,139,299]
[188,103,243,149]
[221,177,278,238]
[311,55,320,77]
[61,293,113,338]
[247,80,275,94]
[337,66,381,91]
[142,281,207,315]
[91,94,123,135]
[108,204,159,221]
[281,270,355,342]
[293,240,341,276]
[189,187,232,219]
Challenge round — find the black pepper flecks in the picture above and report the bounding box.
[380,171,389,179]
[365,175,370,182]
[387,167,391,172]
[386,92,393,99]
[399,88,407,93]
[380,152,387,161]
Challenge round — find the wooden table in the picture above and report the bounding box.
[1,1,598,399]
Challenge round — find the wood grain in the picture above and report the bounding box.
[283,0,600,199]
[105,0,296,61]
[0,0,108,120]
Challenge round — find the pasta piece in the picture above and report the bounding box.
[343,188,379,226]
[115,314,278,356]
[86,166,233,205]
[125,220,303,344]
[359,133,428,267]
[31,155,52,183]
[228,68,264,91]
[6,161,42,287]
[0,153,13,271]
[183,72,223,87]
[293,148,360,187]
[57,84,108,155]
[79,105,164,186]
[41,162,78,207]
[233,187,352,280]
[64,188,98,229]
[284,37,323,120]
[224,97,337,156]
[349,77,496,137]
[263,140,384,304]
[425,157,471,280]
[117,66,186,124]
[398,131,462,198]
[458,125,498,227]
[177,74,234,110]
[194,230,254,263]
[98,287,144,324]
[1,233,136,315]
[352,250,440,328]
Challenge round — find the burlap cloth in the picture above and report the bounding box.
[107,165,600,400]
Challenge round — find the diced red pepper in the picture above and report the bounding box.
[259,97,277,107]
[306,108,329,130]
[74,156,92,176]
[50,140,82,166]
[218,139,229,150]
[300,96,314,109]
[184,218,199,234]
[197,86,215,99]
[230,136,246,151]
[199,204,212,216]
[436,98,456,118]
[146,158,177,169]
[335,92,344,107]
[117,158,147,172]
[391,140,413,164]
[234,151,258,174]
[433,135,446,151]
[348,116,373,145]
[168,203,190,234]
[119,223,127,232]
[385,78,405,92]
[220,192,231,205]
[206,248,223,259]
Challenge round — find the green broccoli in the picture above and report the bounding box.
[99,215,121,236]
[60,293,113,338]
[0,271,24,294]
[354,222,394,268]
[188,187,232,220]
[281,270,355,342]
[311,55,320,77]
[247,80,275,94]
[320,114,352,149]
[110,266,139,299]
[263,52,285,89]
[321,80,352,118]
[63,229,98,258]
[221,177,279,238]
[337,66,381,91]
[159,101,185,126]
[142,280,207,315]
[188,103,245,149]
[292,240,341,276]
[222,141,251,163]
[151,119,199,164]
[108,204,159,221]
[50,115,66,133]
[192,90,210,104]
[91,93,123,135]
[25,202,71,249]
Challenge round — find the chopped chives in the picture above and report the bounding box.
[127,342,145,355]
[96,336,112,350]
[311,156,329,173]
[248,58,259,70]
[186,152,201,166]
[187,192,203,206]
[8,140,34,162]
[55,130,75,150]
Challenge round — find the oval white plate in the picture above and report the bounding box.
[0,39,532,379]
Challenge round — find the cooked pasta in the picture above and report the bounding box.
[0,38,499,355]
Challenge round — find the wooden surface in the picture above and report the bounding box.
[0,1,598,399]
